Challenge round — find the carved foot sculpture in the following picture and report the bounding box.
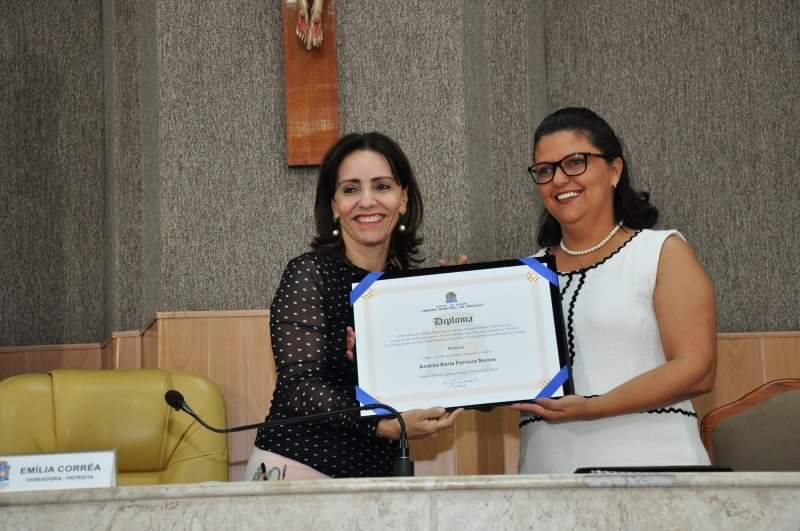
[307,0,324,49]
[296,0,310,45]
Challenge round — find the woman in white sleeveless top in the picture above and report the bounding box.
[515,108,716,474]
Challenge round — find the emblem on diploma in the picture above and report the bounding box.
[352,256,573,414]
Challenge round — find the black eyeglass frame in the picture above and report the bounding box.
[527,152,615,185]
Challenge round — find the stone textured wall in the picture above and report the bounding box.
[138,0,542,322]
[1,1,105,345]
[103,0,144,338]
[1,0,797,346]
[541,0,799,331]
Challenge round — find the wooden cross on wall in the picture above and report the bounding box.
[282,0,340,166]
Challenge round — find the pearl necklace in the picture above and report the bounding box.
[560,222,623,256]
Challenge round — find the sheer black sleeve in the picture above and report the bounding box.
[269,255,380,438]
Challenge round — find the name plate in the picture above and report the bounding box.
[0,450,116,492]
[352,257,572,414]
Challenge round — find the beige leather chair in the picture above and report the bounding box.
[701,378,800,471]
[0,369,228,485]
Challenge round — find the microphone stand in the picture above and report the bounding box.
[165,390,413,477]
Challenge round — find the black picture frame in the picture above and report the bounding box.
[351,255,573,414]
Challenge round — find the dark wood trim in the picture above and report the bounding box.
[700,378,800,463]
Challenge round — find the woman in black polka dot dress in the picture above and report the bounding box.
[245,133,461,480]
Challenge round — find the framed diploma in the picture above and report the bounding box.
[351,256,572,415]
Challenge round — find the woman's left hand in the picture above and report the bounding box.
[377,407,465,440]
[511,395,595,422]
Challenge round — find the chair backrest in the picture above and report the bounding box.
[0,369,228,485]
[700,378,800,471]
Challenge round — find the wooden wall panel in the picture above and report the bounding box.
[159,316,210,376]
[58,348,103,370]
[141,318,159,369]
[762,336,800,382]
[101,342,110,370]
[412,408,519,476]
[3,325,797,478]
[692,336,763,420]
[229,463,247,482]
[0,351,27,381]
[453,412,480,476]
[692,332,800,420]
[206,313,275,474]
[117,331,142,369]
[0,344,102,381]
[411,428,457,477]
[145,311,274,480]
[501,406,521,474]
[407,332,800,475]
[102,331,142,369]
[462,409,508,474]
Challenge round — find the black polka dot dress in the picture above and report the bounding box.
[254,251,395,478]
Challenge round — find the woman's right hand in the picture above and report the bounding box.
[377,407,463,440]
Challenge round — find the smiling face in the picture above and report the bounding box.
[332,149,408,262]
[534,130,622,230]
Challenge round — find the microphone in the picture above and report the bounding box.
[165,389,191,413]
[164,389,413,477]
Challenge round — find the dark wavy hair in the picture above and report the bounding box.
[533,107,658,247]
[311,132,423,270]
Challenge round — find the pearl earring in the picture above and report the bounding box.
[332,218,340,237]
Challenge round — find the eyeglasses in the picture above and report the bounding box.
[527,152,611,185]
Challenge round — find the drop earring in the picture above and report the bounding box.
[398,212,407,232]
[332,217,340,237]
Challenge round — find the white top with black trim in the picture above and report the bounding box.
[254,251,394,478]
[519,229,711,474]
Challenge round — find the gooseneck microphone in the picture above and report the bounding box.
[164,389,413,477]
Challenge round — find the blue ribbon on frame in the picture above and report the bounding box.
[355,386,392,416]
[517,257,563,395]
[352,259,555,303]
[357,367,568,414]
[535,366,570,399]
[357,366,569,413]
[517,256,558,286]
[349,271,384,305]
[351,273,387,415]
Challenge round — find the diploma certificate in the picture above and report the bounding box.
[352,257,571,414]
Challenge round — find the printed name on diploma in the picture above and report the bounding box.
[419,357,497,369]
